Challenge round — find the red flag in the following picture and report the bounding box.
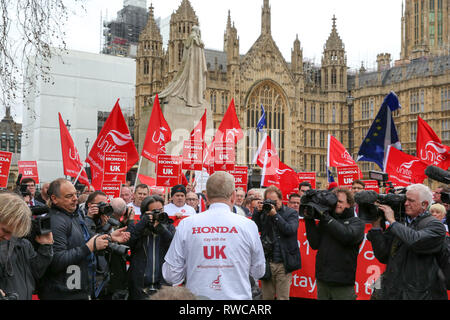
[141,94,172,163]
[385,145,428,187]
[58,113,90,186]
[203,99,243,166]
[327,134,357,167]
[137,174,156,186]
[416,116,450,170]
[86,99,139,190]
[190,109,207,142]
[255,134,280,177]
[276,162,300,202]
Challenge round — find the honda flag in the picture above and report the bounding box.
[156,155,181,188]
[86,99,139,190]
[58,113,90,186]
[385,145,428,187]
[416,116,450,170]
[141,94,172,163]
[18,161,40,184]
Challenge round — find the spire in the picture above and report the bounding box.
[324,15,344,51]
[261,0,271,35]
[140,3,162,41]
[227,10,232,30]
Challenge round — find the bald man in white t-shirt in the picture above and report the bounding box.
[162,172,265,300]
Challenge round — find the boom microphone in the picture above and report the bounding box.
[424,166,450,184]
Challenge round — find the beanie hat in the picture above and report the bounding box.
[328,182,338,190]
[171,184,187,197]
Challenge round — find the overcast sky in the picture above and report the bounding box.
[66,0,404,71]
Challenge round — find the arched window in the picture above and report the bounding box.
[143,59,149,75]
[246,81,287,165]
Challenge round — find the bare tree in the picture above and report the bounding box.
[0,0,85,119]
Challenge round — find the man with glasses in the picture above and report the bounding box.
[20,178,45,207]
[38,178,129,300]
[351,180,365,195]
[185,191,200,213]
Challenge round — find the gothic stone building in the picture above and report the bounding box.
[135,0,449,188]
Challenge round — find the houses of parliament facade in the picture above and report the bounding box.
[135,0,449,188]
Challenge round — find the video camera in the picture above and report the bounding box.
[354,190,407,223]
[369,170,395,190]
[299,189,338,219]
[425,166,450,204]
[30,206,52,236]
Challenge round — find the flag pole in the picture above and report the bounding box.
[72,166,84,185]
[134,156,143,190]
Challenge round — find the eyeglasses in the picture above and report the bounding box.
[186,198,198,201]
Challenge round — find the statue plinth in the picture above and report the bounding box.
[137,96,213,179]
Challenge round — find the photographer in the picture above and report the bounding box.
[0,192,53,300]
[252,186,301,300]
[38,178,129,300]
[127,195,175,300]
[303,188,365,300]
[84,191,111,236]
[367,183,447,300]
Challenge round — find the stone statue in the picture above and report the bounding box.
[159,25,208,108]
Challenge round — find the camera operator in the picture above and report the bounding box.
[0,192,53,300]
[38,178,129,300]
[19,178,45,208]
[367,183,447,300]
[304,188,365,300]
[84,191,110,235]
[127,195,175,300]
[252,186,301,300]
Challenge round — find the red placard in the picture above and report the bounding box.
[103,152,127,184]
[363,180,380,194]
[337,165,360,188]
[213,142,235,172]
[101,181,122,202]
[156,155,181,187]
[182,140,204,171]
[230,166,248,192]
[0,151,13,188]
[18,161,39,184]
[297,172,316,189]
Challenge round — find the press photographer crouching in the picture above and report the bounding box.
[127,195,175,300]
[302,188,365,300]
[252,186,301,300]
[366,183,448,300]
[0,192,53,300]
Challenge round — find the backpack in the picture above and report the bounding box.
[417,215,450,289]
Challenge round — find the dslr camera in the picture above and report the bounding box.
[261,199,277,215]
[300,189,338,219]
[96,234,130,257]
[354,190,407,223]
[97,202,114,217]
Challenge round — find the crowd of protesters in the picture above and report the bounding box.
[0,172,449,301]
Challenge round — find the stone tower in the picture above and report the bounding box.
[401,0,449,61]
[321,15,347,92]
[135,4,164,148]
[167,0,199,80]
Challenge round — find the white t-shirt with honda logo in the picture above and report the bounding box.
[162,202,266,300]
[164,203,196,216]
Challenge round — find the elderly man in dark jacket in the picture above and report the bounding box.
[367,183,447,300]
[253,186,301,300]
[127,195,175,300]
[304,188,365,300]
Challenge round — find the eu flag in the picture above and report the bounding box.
[356,92,402,171]
[327,168,335,183]
[256,105,267,133]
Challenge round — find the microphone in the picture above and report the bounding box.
[424,166,450,184]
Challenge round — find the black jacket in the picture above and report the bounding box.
[0,238,53,300]
[253,205,301,273]
[127,215,175,300]
[367,212,447,300]
[305,207,365,286]
[38,206,94,300]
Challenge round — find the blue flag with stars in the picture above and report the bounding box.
[357,92,402,171]
[256,105,267,133]
[327,168,335,183]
